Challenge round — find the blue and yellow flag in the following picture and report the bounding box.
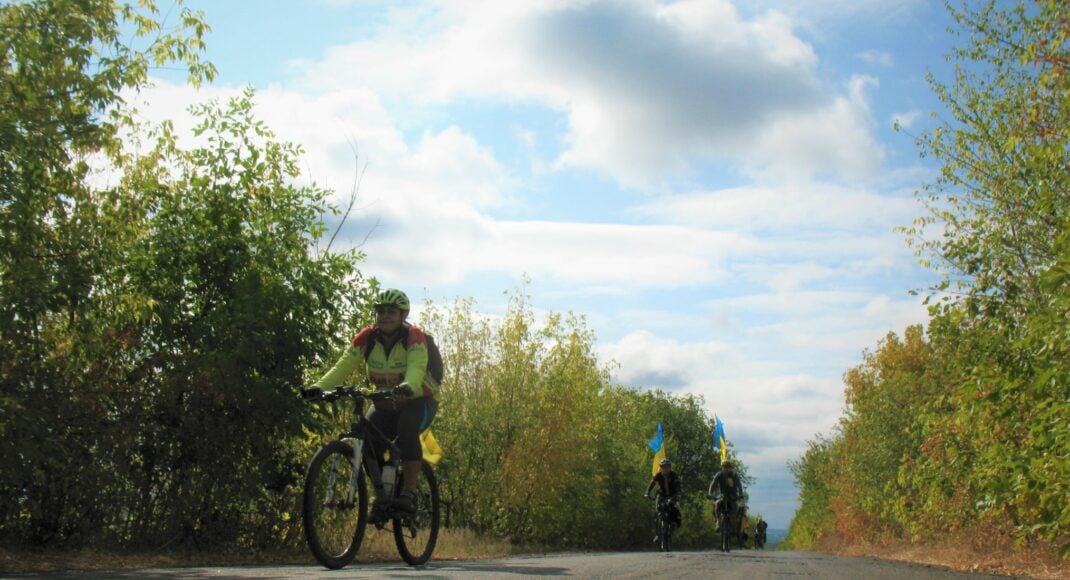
[648,422,666,476]
[421,429,443,466]
[713,416,728,463]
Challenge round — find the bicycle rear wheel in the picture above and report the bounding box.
[393,460,440,565]
[303,440,369,569]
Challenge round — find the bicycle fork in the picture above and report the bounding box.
[324,437,365,508]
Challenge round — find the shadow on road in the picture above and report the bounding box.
[425,560,570,576]
[6,560,572,579]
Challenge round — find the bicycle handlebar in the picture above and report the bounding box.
[300,385,398,403]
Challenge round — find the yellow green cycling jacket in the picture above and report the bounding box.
[314,323,435,397]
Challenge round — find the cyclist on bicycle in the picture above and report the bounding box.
[708,460,743,530]
[312,288,438,522]
[645,458,682,531]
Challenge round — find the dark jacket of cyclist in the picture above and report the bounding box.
[314,288,437,512]
[708,460,743,522]
[646,459,682,527]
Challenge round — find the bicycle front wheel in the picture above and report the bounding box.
[720,513,731,553]
[660,515,672,552]
[393,460,440,565]
[303,440,369,569]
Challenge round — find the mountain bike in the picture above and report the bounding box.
[300,386,440,569]
[755,527,767,549]
[712,496,740,553]
[647,494,676,552]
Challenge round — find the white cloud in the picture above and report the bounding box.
[600,330,846,442]
[857,49,894,67]
[745,295,928,353]
[747,75,883,180]
[602,329,742,387]
[357,218,753,289]
[635,179,915,233]
[288,0,883,188]
[129,80,773,294]
[398,126,514,209]
[892,109,923,130]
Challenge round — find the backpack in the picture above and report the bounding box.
[363,325,445,385]
[423,333,445,385]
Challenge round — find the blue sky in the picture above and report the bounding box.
[132,0,968,529]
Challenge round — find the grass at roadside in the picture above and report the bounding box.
[809,532,1068,580]
[0,528,517,574]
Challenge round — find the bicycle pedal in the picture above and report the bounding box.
[369,507,391,527]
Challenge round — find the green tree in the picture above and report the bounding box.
[901,0,1070,549]
[0,0,371,550]
[418,290,738,550]
[112,89,367,549]
[0,0,214,546]
[900,311,985,539]
[836,326,944,541]
[903,0,1069,311]
[785,434,841,549]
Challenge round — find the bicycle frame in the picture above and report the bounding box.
[716,497,745,546]
[311,386,404,498]
[655,496,673,517]
[715,496,740,519]
[652,496,673,551]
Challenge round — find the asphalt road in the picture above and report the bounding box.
[4,550,1020,580]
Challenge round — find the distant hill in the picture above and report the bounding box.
[765,528,787,548]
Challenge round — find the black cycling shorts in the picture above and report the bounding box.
[366,396,438,462]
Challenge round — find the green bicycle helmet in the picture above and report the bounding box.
[375,288,410,311]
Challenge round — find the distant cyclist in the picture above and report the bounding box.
[756,516,768,547]
[645,458,683,531]
[707,460,743,529]
[311,288,438,522]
